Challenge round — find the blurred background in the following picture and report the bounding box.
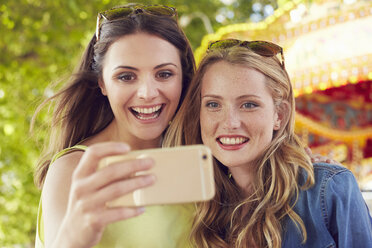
[1,0,371,247]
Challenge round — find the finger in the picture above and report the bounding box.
[74,142,130,178]
[81,206,145,235]
[312,155,320,162]
[99,206,146,227]
[85,174,156,209]
[329,159,342,166]
[84,158,154,192]
[305,147,313,156]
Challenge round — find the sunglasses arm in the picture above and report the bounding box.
[95,14,101,40]
[280,51,285,69]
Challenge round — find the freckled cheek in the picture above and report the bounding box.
[253,122,275,143]
[200,111,208,140]
[200,111,219,144]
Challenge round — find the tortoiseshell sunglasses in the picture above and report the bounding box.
[96,5,177,40]
[208,39,285,69]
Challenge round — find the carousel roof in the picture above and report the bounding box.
[195,0,372,95]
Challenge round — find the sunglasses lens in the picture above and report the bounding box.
[209,39,240,50]
[102,7,133,20]
[144,6,175,16]
[248,41,281,57]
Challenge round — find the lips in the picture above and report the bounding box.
[217,135,249,150]
[130,104,164,121]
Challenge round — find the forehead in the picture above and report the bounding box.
[201,61,269,96]
[103,32,181,68]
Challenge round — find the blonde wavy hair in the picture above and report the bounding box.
[163,46,315,248]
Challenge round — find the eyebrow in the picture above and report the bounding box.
[202,94,222,99]
[113,63,178,71]
[202,94,260,100]
[154,63,178,69]
[113,65,137,71]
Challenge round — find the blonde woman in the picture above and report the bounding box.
[164,39,372,247]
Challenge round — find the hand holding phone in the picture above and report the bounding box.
[99,145,215,207]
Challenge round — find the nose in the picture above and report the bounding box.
[137,79,159,101]
[222,107,241,130]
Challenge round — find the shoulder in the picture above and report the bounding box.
[298,163,360,213]
[312,164,372,245]
[312,162,349,176]
[312,163,354,186]
[311,163,367,216]
[296,164,371,237]
[311,163,358,194]
[40,149,86,247]
[49,149,85,177]
[42,150,85,200]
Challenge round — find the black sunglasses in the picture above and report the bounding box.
[208,39,285,69]
[96,5,177,40]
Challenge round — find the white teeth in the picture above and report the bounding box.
[136,112,160,120]
[132,105,162,114]
[219,137,247,145]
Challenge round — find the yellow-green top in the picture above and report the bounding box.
[35,145,195,248]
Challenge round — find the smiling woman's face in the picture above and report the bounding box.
[200,61,281,170]
[99,32,183,142]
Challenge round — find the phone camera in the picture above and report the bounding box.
[202,154,207,160]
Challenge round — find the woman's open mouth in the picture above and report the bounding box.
[217,136,249,150]
[218,136,249,145]
[130,104,164,121]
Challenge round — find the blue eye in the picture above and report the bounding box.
[242,102,257,109]
[206,102,219,108]
[117,72,136,81]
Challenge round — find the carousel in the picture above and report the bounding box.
[195,0,372,189]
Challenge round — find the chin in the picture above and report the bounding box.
[216,156,250,169]
[136,128,165,141]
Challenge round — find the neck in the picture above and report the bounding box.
[229,165,255,197]
[85,120,162,150]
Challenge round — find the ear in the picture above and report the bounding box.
[274,101,289,131]
[98,78,107,96]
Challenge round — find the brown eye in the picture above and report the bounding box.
[157,71,173,79]
[117,72,136,82]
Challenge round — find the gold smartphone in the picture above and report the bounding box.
[99,145,215,207]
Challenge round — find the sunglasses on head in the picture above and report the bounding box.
[208,39,285,69]
[96,5,177,40]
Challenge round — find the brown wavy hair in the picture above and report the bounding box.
[32,5,195,189]
[163,46,314,248]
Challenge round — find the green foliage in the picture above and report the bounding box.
[1,1,110,246]
[0,0,273,246]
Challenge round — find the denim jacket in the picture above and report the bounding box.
[282,163,372,248]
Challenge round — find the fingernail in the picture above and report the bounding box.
[144,175,156,184]
[137,207,145,213]
[119,143,130,152]
[141,158,154,167]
